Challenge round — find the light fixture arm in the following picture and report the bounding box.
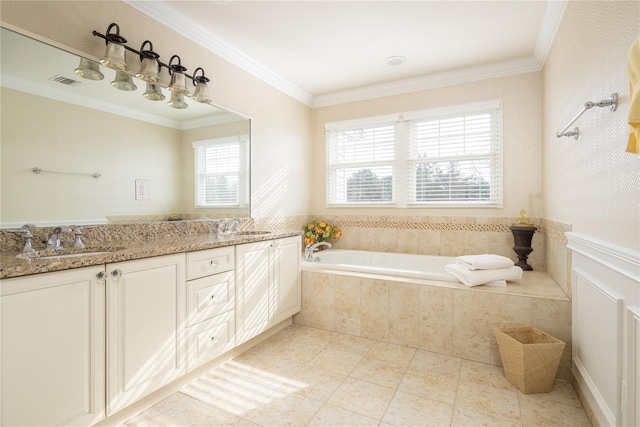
[192,67,210,85]
[139,40,159,61]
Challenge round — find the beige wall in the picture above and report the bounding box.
[311,72,543,220]
[0,0,312,221]
[1,87,182,225]
[542,1,640,250]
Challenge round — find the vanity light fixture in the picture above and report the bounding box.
[167,55,189,95]
[98,23,128,71]
[74,58,104,80]
[92,22,213,106]
[135,40,160,83]
[191,67,212,104]
[111,71,137,91]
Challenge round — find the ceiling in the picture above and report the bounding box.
[127,1,567,107]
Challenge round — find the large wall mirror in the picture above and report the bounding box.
[0,27,251,228]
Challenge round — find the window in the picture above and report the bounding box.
[325,101,502,208]
[193,136,249,208]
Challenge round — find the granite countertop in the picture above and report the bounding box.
[0,230,303,280]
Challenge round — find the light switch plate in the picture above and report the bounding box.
[135,179,149,201]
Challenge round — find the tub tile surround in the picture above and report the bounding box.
[295,271,573,380]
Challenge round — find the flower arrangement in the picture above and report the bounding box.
[304,220,342,246]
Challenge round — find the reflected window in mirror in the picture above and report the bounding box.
[193,136,249,208]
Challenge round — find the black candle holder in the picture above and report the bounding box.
[509,225,536,271]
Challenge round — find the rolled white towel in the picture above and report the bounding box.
[445,264,523,287]
[455,254,514,270]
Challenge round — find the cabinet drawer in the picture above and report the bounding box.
[186,310,235,371]
[186,247,235,280]
[187,271,235,326]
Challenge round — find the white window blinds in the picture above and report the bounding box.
[325,101,502,208]
[326,121,396,206]
[193,136,249,208]
[406,105,502,206]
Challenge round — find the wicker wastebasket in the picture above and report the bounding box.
[493,326,565,393]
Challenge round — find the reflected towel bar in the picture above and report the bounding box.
[32,167,101,179]
[556,93,618,140]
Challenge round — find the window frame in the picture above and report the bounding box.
[193,135,250,209]
[324,101,503,209]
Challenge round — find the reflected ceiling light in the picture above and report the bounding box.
[191,67,212,104]
[167,92,188,109]
[98,23,128,71]
[168,55,189,95]
[111,71,137,91]
[74,58,104,80]
[142,82,165,101]
[135,40,160,83]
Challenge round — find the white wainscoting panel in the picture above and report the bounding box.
[567,232,639,427]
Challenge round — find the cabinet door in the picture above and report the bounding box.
[1,266,106,427]
[106,254,186,415]
[235,240,273,345]
[271,236,302,324]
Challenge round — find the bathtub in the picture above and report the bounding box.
[301,249,458,282]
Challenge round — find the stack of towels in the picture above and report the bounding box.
[445,254,523,287]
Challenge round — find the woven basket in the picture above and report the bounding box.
[493,326,565,394]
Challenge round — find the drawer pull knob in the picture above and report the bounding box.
[96,271,106,282]
[209,260,219,267]
[209,295,218,303]
[110,269,122,280]
[206,336,218,347]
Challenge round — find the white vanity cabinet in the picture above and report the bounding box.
[271,236,302,324]
[106,253,186,415]
[0,266,106,427]
[185,247,236,371]
[235,236,302,344]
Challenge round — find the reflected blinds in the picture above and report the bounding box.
[193,137,249,207]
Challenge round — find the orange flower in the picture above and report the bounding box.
[319,222,327,228]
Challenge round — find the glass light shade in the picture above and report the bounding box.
[142,82,165,101]
[191,81,212,103]
[135,57,159,82]
[99,42,128,71]
[167,92,188,109]
[168,72,189,94]
[74,58,104,80]
[111,71,137,91]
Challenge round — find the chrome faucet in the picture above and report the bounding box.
[222,218,241,234]
[304,241,332,262]
[20,224,36,253]
[46,226,71,250]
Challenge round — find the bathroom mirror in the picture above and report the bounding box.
[0,27,251,228]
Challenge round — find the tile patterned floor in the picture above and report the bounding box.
[122,324,591,427]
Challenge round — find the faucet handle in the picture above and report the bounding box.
[71,226,86,248]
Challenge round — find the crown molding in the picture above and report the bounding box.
[125,0,315,106]
[533,0,568,65]
[127,0,566,109]
[313,56,541,108]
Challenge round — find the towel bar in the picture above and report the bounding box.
[32,167,101,179]
[556,93,618,140]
